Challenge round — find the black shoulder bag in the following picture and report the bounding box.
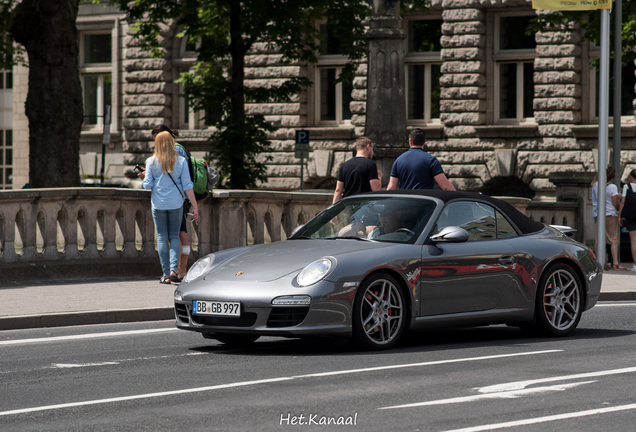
[167,172,186,202]
[623,183,636,221]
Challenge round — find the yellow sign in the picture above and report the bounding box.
[532,0,611,10]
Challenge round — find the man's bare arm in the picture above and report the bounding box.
[370,179,381,191]
[387,176,399,190]
[333,181,345,203]
[434,173,456,191]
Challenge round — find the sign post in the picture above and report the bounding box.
[295,130,310,190]
[532,0,612,267]
[100,105,111,187]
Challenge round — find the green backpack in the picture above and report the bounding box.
[176,143,220,198]
[190,156,208,195]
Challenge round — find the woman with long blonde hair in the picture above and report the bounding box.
[143,131,199,284]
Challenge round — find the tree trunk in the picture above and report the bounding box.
[228,0,246,189]
[10,0,83,188]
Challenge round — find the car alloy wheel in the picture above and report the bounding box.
[352,273,406,350]
[535,263,582,336]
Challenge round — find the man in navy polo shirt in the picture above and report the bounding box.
[387,128,455,191]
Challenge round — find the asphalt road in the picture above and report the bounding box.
[1,302,635,432]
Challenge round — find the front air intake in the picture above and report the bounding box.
[266,307,310,328]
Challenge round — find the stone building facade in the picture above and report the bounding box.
[8,1,636,200]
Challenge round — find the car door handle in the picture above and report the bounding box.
[498,255,515,265]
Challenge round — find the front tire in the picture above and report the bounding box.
[527,263,583,337]
[352,273,406,350]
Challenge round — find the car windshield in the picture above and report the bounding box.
[290,197,437,244]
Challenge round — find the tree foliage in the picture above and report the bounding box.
[0,0,25,69]
[113,0,425,189]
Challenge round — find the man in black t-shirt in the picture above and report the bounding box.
[333,137,382,203]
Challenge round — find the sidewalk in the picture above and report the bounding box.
[1,268,635,331]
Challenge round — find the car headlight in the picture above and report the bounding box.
[297,258,333,287]
[184,255,215,283]
[174,290,183,301]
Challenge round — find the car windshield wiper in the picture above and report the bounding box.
[288,236,314,240]
[327,236,374,242]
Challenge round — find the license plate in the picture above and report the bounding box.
[192,300,240,317]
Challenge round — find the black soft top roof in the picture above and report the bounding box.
[361,189,545,235]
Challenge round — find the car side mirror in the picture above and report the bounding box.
[429,226,469,243]
[291,224,305,237]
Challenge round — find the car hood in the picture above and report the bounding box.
[204,239,390,282]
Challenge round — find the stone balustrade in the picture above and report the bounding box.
[0,185,592,280]
[0,188,332,280]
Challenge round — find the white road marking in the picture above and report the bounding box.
[0,349,559,417]
[0,377,294,417]
[379,381,595,410]
[478,366,636,393]
[439,403,636,432]
[0,352,206,375]
[53,362,120,368]
[595,303,636,307]
[0,328,178,346]
[49,352,205,369]
[295,350,562,378]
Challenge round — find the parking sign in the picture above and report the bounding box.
[295,130,310,144]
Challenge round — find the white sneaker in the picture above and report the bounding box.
[631,265,636,272]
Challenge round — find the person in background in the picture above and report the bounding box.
[150,125,193,282]
[142,131,199,284]
[603,166,624,270]
[591,173,598,225]
[619,168,636,272]
[139,125,194,282]
[591,173,601,255]
[387,128,455,191]
[333,136,382,204]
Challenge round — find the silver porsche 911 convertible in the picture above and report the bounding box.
[174,190,603,350]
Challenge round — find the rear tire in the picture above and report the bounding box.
[352,273,406,350]
[203,333,260,346]
[523,263,583,337]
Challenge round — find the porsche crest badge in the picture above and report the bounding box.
[235,271,244,277]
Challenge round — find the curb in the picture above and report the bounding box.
[598,292,636,301]
[0,307,174,331]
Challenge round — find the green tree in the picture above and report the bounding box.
[1,0,429,189]
[7,0,84,188]
[114,0,426,189]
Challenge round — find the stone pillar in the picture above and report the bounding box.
[121,22,174,176]
[533,24,582,135]
[365,0,408,152]
[440,6,486,138]
[549,172,595,246]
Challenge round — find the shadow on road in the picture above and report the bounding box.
[185,325,635,357]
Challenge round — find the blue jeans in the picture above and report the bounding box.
[152,207,183,277]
